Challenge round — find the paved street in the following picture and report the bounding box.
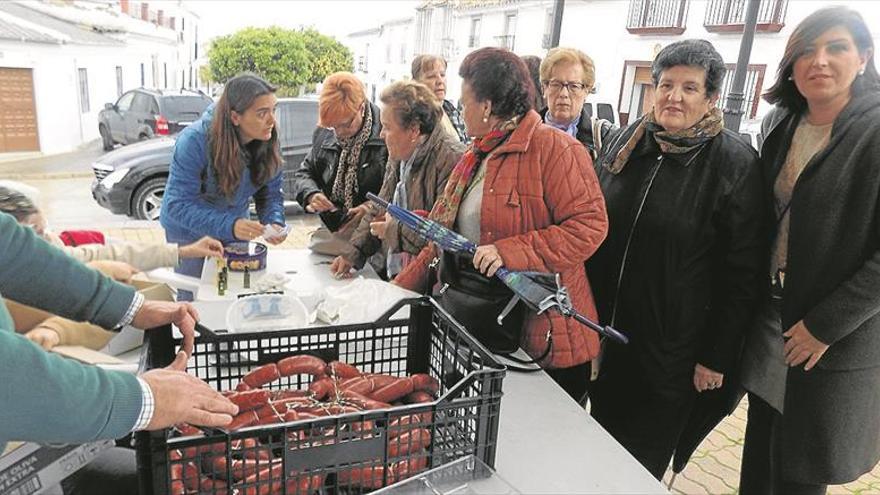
[4,150,880,494]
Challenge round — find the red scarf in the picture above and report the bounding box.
[427,128,512,228]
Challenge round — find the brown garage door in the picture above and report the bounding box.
[0,68,40,152]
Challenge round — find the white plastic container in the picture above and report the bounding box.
[225,293,309,333]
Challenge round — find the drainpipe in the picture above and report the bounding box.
[549,0,565,48]
[722,0,760,133]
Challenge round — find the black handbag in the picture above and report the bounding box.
[437,252,525,354]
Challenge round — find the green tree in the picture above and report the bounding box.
[299,28,354,84]
[206,27,353,96]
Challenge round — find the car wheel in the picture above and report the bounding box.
[132,177,165,221]
[99,125,114,151]
[138,133,150,141]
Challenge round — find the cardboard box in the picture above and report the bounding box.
[0,440,113,495]
[7,277,174,363]
[99,277,175,357]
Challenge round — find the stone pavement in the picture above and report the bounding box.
[662,395,880,494]
[103,222,880,495]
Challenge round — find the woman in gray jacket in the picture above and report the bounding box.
[739,7,880,493]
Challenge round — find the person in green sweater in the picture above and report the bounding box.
[0,211,238,450]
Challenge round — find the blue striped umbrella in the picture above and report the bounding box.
[367,193,628,344]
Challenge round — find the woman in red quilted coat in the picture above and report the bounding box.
[394,47,608,405]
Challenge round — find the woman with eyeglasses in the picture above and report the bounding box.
[290,72,388,255]
[539,47,615,161]
[161,73,289,280]
[586,39,767,479]
[739,8,880,493]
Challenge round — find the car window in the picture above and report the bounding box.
[596,103,615,124]
[275,100,319,149]
[131,93,154,113]
[582,103,594,119]
[161,96,211,121]
[116,92,135,111]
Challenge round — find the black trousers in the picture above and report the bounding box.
[740,393,828,495]
[61,447,137,495]
[546,360,591,407]
[590,352,695,480]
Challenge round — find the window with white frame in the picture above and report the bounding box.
[469,16,481,48]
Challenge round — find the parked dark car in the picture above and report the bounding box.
[98,88,212,151]
[91,98,319,220]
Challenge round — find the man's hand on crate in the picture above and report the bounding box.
[142,351,239,430]
[131,300,199,356]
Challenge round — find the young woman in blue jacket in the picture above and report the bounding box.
[161,73,288,279]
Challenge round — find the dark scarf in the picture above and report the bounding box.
[331,103,373,209]
[606,106,723,174]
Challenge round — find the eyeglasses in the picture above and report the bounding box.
[326,115,358,133]
[544,80,587,94]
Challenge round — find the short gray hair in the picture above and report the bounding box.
[652,39,726,97]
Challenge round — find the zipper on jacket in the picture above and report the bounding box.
[609,155,664,328]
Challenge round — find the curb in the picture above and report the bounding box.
[0,172,95,181]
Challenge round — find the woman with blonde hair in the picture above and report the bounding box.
[539,47,613,160]
[411,54,468,143]
[291,72,387,248]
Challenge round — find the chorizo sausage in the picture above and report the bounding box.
[227,389,271,412]
[337,465,386,490]
[242,363,281,388]
[228,410,260,430]
[308,376,336,401]
[404,390,435,404]
[327,360,361,379]
[409,374,440,395]
[277,355,327,377]
[387,428,431,458]
[370,377,415,403]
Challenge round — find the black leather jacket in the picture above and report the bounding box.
[290,101,388,208]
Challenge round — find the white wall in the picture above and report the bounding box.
[341,0,880,125]
[562,0,880,126]
[0,35,180,154]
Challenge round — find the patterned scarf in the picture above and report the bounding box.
[606,106,723,174]
[428,118,518,228]
[331,103,373,209]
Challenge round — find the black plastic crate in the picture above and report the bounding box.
[136,297,505,494]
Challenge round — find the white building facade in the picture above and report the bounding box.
[346,0,880,130]
[0,0,201,155]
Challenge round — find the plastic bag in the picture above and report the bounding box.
[314,278,418,325]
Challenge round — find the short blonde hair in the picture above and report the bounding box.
[380,80,442,135]
[411,54,447,81]
[540,47,595,90]
[318,72,366,127]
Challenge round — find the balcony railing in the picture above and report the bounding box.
[468,35,479,48]
[495,35,515,51]
[542,32,552,49]
[626,0,688,35]
[704,0,787,33]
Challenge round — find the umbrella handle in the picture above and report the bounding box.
[572,313,629,345]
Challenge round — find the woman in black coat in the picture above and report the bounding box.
[587,39,767,479]
[739,7,880,494]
